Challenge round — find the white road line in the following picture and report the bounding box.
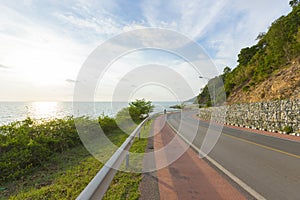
[167,120,266,200]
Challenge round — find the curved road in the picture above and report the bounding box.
[167,111,300,200]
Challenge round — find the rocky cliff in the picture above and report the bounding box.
[227,60,300,104]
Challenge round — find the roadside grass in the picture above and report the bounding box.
[103,120,152,200]
[2,120,152,200]
[7,145,101,200]
[2,128,128,200]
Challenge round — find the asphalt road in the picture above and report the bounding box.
[167,111,300,200]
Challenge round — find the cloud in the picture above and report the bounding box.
[23,0,33,6]
[0,64,10,69]
[0,0,292,101]
[140,0,227,39]
[206,0,291,69]
[54,12,123,37]
[65,79,79,83]
[52,1,143,42]
[140,0,291,70]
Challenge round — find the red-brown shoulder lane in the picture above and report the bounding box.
[153,115,246,200]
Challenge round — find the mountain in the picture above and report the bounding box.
[197,3,300,106]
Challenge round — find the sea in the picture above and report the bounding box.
[0,101,177,125]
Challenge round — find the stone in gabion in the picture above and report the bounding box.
[198,99,300,133]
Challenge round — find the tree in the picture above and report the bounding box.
[256,32,266,40]
[129,99,154,122]
[237,46,258,66]
[289,0,300,7]
[198,4,300,105]
[223,66,231,75]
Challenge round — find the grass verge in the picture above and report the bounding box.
[103,120,151,200]
[2,120,152,200]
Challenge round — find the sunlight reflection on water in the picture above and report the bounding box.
[29,102,59,119]
[0,101,177,125]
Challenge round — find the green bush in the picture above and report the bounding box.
[116,99,154,124]
[129,99,154,122]
[283,126,293,134]
[242,85,250,92]
[98,116,118,133]
[1,100,154,183]
[0,117,82,182]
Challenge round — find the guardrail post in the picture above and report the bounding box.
[126,152,129,168]
[138,131,140,140]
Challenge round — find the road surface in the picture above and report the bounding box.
[167,111,300,200]
[142,115,246,200]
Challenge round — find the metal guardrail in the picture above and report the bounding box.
[76,113,160,200]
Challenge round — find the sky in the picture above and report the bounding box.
[0,0,292,102]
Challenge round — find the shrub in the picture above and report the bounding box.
[129,99,154,122]
[0,117,83,181]
[283,126,293,134]
[242,85,250,92]
[98,116,118,133]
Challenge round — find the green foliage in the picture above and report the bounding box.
[197,76,226,106]
[237,46,259,66]
[256,32,266,40]
[205,101,212,107]
[3,145,100,200]
[198,4,300,105]
[0,116,120,182]
[223,66,231,76]
[115,107,134,127]
[283,126,293,134]
[290,0,300,7]
[98,115,118,133]
[248,5,300,80]
[5,119,152,200]
[116,99,154,124]
[103,121,151,200]
[197,85,210,105]
[128,99,154,122]
[2,101,153,199]
[0,117,83,182]
[169,103,185,109]
[103,173,141,200]
[242,85,250,92]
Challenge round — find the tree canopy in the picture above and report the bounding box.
[197,3,300,106]
[290,0,300,7]
[129,99,154,122]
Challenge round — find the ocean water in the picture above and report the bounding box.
[0,101,177,125]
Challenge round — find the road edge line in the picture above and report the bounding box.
[166,120,266,200]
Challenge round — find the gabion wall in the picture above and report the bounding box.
[198,99,300,133]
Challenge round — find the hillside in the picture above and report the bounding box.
[197,2,300,106]
[228,60,300,103]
